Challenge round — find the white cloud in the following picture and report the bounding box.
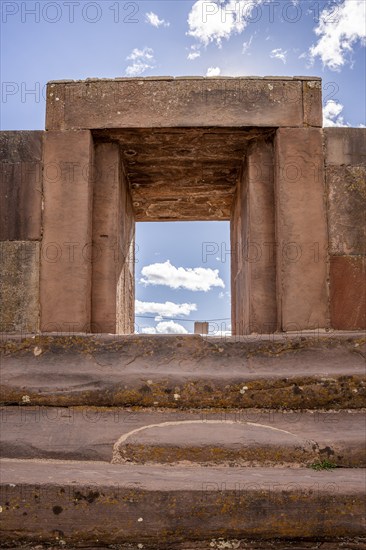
[188,51,201,60]
[187,0,263,47]
[309,0,366,71]
[140,260,225,292]
[125,47,155,76]
[127,47,154,61]
[145,11,170,28]
[270,48,287,63]
[206,66,221,76]
[323,100,349,127]
[323,100,366,127]
[242,35,253,54]
[142,321,188,334]
[135,300,197,318]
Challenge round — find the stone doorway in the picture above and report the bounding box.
[39,77,328,335]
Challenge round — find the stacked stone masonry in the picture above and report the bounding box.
[0,78,365,334]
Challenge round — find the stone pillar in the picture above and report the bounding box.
[274,128,329,332]
[92,143,135,334]
[231,140,277,335]
[40,130,94,333]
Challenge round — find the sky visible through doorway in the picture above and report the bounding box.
[135,222,231,335]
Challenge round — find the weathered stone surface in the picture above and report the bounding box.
[0,131,43,241]
[94,128,272,222]
[1,459,365,544]
[330,256,366,330]
[46,78,314,131]
[92,142,135,334]
[2,406,364,467]
[325,129,366,256]
[1,334,365,409]
[275,128,329,331]
[302,80,322,127]
[111,416,364,467]
[327,165,366,255]
[0,241,39,333]
[2,539,365,549]
[325,128,366,166]
[231,140,277,335]
[39,131,94,333]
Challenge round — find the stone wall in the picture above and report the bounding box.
[0,131,43,333]
[325,128,366,330]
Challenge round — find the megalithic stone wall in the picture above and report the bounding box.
[0,131,43,334]
[0,78,365,335]
[325,128,366,330]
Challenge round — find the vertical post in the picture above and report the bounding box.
[92,142,135,334]
[231,140,277,334]
[274,128,329,331]
[40,130,94,333]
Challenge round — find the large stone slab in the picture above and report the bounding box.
[0,241,39,333]
[325,128,366,256]
[1,334,365,409]
[0,131,43,241]
[111,416,365,468]
[45,77,321,131]
[330,256,366,330]
[325,128,366,166]
[275,128,329,331]
[39,130,94,333]
[0,459,364,544]
[231,140,277,335]
[2,406,364,467]
[92,142,135,334]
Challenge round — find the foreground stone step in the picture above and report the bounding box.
[1,406,365,467]
[0,459,365,545]
[1,538,366,549]
[1,334,365,409]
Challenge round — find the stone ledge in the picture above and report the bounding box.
[1,407,365,467]
[47,76,321,84]
[0,459,365,544]
[1,334,365,409]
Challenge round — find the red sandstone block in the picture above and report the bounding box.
[40,130,93,333]
[275,128,329,331]
[330,256,366,330]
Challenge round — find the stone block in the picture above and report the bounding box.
[0,131,43,241]
[330,256,366,330]
[39,131,94,333]
[325,128,366,166]
[325,129,366,256]
[302,80,322,127]
[0,241,39,332]
[327,164,366,255]
[92,142,135,334]
[275,128,329,331]
[231,140,277,335]
[46,78,307,130]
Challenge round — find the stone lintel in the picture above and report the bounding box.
[46,77,321,130]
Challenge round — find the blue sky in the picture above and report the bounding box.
[1,0,365,334]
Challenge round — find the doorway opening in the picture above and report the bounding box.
[134,221,231,336]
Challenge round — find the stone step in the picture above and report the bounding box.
[0,459,365,546]
[2,539,366,550]
[1,407,365,467]
[1,333,365,409]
